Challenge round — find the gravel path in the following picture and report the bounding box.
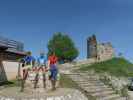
[0,87,88,100]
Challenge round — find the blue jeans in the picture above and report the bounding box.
[50,64,58,80]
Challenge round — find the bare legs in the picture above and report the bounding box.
[20,69,28,92]
[20,68,46,92]
[34,67,46,89]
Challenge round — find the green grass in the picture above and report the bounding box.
[0,79,19,87]
[79,58,133,77]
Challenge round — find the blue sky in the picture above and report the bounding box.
[0,0,133,61]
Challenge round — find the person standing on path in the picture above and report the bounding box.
[20,51,35,92]
[48,52,58,91]
[34,52,47,89]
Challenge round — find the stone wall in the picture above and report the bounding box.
[87,35,115,61]
[97,42,115,61]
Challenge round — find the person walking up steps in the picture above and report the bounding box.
[34,52,47,89]
[20,51,35,92]
[48,52,58,91]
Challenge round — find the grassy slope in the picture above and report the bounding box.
[79,58,133,77]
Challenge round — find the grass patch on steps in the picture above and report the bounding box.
[79,58,133,77]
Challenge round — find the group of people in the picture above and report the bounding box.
[19,51,58,92]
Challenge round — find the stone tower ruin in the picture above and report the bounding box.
[87,35,115,61]
[87,35,97,58]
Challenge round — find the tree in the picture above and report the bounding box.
[47,32,79,62]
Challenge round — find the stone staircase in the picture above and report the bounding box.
[64,71,127,100]
[59,59,129,100]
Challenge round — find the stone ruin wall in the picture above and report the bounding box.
[87,35,115,61]
[97,42,115,61]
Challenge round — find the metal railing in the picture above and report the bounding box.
[0,36,24,51]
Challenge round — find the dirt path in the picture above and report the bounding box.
[0,87,88,100]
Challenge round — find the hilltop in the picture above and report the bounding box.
[79,58,133,77]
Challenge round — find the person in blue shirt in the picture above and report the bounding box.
[24,55,35,66]
[37,52,47,67]
[34,52,47,89]
[20,51,35,92]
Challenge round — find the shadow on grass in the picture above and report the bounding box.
[0,81,14,86]
[0,79,19,87]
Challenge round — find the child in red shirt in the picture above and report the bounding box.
[48,52,58,91]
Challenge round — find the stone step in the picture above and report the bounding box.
[68,73,97,77]
[92,90,115,97]
[114,97,127,100]
[67,73,97,79]
[70,79,88,83]
[84,87,112,93]
[76,80,105,86]
[80,82,105,87]
[79,73,98,77]
[66,72,124,100]
[102,94,121,100]
[79,84,109,90]
[69,76,98,82]
[75,81,104,86]
[77,72,96,75]
[67,75,83,78]
[83,76,99,80]
[78,83,97,86]
[71,77,98,82]
[83,87,113,93]
[74,81,89,84]
[64,73,81,75]
[69,77,86,81]
[78,81,106,86]
[85,89,113,94]
[68,73,97,79]
[67,73,96,78]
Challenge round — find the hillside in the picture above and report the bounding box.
[79,58,133,77]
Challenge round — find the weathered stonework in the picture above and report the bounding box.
[87,35,115,61]
[97,42,115,61]
[87,35,97,58]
